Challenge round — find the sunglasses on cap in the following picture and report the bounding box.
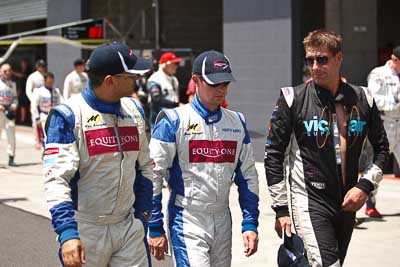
[304,56,329,67]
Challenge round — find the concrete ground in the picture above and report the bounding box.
[0,126,399,266]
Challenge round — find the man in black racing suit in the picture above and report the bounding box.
[265,29,389,267]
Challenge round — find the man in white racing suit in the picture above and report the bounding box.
[0,63,17,166]
[63,58,88,100]
[148,50,259,267]
[364,45,400,217]
[30,72,63,141]
[43,42,153,267]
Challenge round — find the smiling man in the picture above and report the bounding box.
[148,50,259,267]
[265,30,389,266]
[43,42,153,267]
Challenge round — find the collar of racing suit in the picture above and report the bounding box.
[313,80,354,108]
[191,93,222,124]
[82,83,122,116]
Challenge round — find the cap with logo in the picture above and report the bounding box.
[86,42,152,76]
[393,46,400,60]
[277,233,310,267]
[192,50,236,85]
[159,52,182,64]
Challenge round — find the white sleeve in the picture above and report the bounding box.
[25,75,34,101]
[30,90,40,121]
[367,70,398,112]
[63,74,71,100]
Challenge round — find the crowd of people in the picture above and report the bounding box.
[0,28,398,267]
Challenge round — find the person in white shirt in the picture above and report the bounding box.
[31,72,63,139]
[0,63,18,166]
[63,59,88,100]
[26,59,46,102]
[26,59,46,148]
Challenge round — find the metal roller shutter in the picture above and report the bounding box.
[0,0,47,24]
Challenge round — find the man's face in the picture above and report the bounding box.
[0,64,12,80]
[163,62,179,76]
[111,74,140,97]
[193,75,229,110]
[37,66,46,73]
[391,55,400,73]
[75,64,85,73]
[45,76,54,89]
[305,46,342,88]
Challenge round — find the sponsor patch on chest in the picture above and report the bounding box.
[85,126,139,156]
[189,140,237,163]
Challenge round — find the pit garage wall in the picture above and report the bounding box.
[326,0,377,85]
[223,0,296,161]
[47,0,83,90]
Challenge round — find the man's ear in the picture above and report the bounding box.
[104,75,114,86]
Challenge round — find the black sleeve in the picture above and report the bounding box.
[264,92,294,217]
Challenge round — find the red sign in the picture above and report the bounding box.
[85,126,139,156]
[189,140,237,163]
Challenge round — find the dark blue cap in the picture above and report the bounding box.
[278,233,310,267]
[192,50,236,85]
[87,42,152,76]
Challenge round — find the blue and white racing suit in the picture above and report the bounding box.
[43,86,153,267]
[149,94,259,267]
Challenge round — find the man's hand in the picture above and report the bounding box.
[0,105,5,112]
[10,103,17,112]
[148,235,168,260]
[275,216,291,238]
[342,187,368,212]
[61,239,85,267]
[242,230,258,257]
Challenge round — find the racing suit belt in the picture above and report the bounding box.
[75,210,132,225]
[174,194,228,213]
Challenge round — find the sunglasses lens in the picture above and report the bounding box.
[316,56,328,64]
[305,57,314,66]
[305,56,328,66]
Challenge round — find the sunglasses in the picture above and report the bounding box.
[304,56,329,67]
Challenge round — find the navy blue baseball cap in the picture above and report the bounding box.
[278,233,310,267]
[192,50,236,85]
[87,42,152,76]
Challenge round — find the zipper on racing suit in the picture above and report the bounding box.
[112,114,125,214]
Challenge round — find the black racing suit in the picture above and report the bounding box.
[265,81,389,266]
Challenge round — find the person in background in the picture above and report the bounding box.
[30,72,63,144]
[63,59,88,100]
[26,59,46,149]
[13,58,31,124]
[0,63,17,166]
[363,45,400,217]
[147,52,182,128]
